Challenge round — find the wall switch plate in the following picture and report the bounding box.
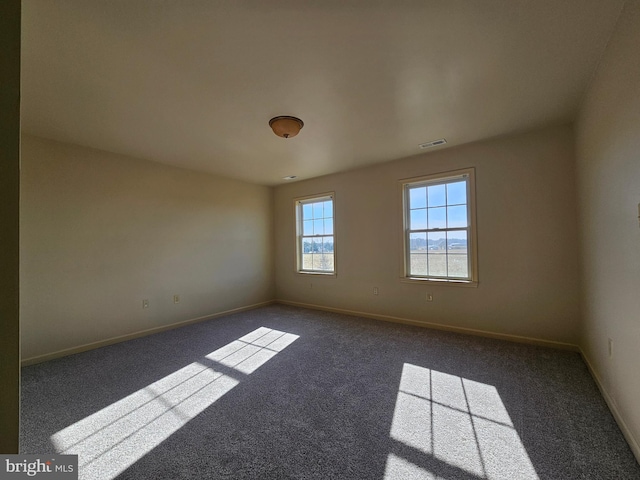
[426,293,433,302]
[142,299,149,309]
[373,287,379,295]
[173,294,180,304]
[608,338,613,358]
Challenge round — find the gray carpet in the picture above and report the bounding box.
[21,304,640,479]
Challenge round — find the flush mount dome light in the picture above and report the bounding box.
[269,116,304,138]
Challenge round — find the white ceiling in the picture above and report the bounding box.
[21,0,625,186]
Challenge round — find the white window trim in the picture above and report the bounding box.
[294,192,337,276]
[399,168,478,287]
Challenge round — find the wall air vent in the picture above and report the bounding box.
[418,138,447,149]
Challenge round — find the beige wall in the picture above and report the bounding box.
[0,0,20,454]
[20,135,274,361]
[274,125,581,344]
[575,0,640,458]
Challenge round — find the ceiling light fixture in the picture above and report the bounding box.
[269,116,304,139]
[282,175,297,180]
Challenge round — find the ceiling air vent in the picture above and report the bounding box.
[419,138,447,149]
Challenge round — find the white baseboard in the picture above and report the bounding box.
[276,299,579,351]
[21,300,276,366]
[580,349,640,464]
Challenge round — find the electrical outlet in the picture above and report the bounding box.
[426,293,433,302]
[608,338,613,358]
[142,299,149,309]
[373,287,379,296]
[173,294,180,304]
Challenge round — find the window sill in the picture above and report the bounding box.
[296,271,337,278]
[400,277,478,288]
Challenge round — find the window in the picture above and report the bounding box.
[402,168,477,284]
[295,193,335,274]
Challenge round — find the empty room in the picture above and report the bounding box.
[2,1,640,479]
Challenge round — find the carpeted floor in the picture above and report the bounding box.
[21,304,640,479]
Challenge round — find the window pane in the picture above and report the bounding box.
[448,253,468,278]
[428,251,447,277]
[312,202,323,219]
[303,220,313,236]
[447,181,467,205]
[324,254,334,270]
[302,203,313,220]
[302,253,313,270]
[428,184,446,207]
[409,232,427,275]
[447,205,468,228]
[323,236,334,253]
[323,237,334,270]
[323,200,333,218]
[447,231,467,252]
[409,186,427,209]
[428,231,446,250]
[427,231,446,276]
[410,209,427,230]
[447,231,468,278]
[314,218,324,235]
[428,207,446,229]
[317,245,334,270]
[324,219,334,235]
[314,254,331,271]
[311,237,322,253]
[410,232,427,251]
[410,252,427,276]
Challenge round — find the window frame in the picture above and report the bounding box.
[400,168,478,286]
[294,192,336,276]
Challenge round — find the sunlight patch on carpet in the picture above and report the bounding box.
[51,327,298,480]
[385,363,539,480]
